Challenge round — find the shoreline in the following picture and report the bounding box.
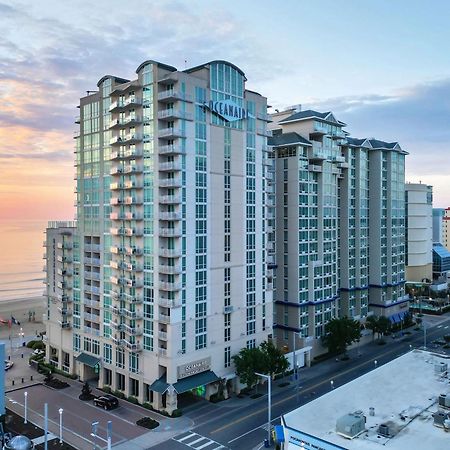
[0,296,46,340]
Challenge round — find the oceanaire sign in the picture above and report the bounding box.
[205,99,251,122]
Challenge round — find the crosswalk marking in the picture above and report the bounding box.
[178,433,197,442]
[173,432,229,449]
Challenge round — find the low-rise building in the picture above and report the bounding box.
[281,350,450,450]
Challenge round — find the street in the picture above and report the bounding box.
[153,314,450,450]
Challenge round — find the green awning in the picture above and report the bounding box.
[149,375,169,394]
[75,353,101,368]
[149,370,220,394]
[174,371,220,394]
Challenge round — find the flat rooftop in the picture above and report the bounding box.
[283,350,450,450]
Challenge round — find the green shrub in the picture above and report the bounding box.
[142,402,154,411]
[171,408,182,417]
[209,393,225,403]
[102,386,111,394]
[136,417,159,429]
[32,341,45,350]
[112,390,125,399]
[127,396,138,404]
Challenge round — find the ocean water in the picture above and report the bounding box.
[0,220,47,301]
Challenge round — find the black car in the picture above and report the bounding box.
[93,394,119,410]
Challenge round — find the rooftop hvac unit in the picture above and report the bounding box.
[336,413,365,439]
[433,411,450,428]
[438,394,450,408]
[435,362,448,374]
[378,424,390,437]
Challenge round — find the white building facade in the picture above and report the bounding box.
[405,183,433,283]
[45,60,274,412]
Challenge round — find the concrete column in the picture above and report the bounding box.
[165,386,178,414]
[152,392,163,411]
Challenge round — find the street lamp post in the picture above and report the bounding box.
[424,323,427,350]
[58,408,63,444]
[91,421,99,450]
[255,372,271,446]
[24,391,28,424]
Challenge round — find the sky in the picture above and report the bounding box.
[1,0,450,220]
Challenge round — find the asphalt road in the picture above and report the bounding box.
[153,315,450,450]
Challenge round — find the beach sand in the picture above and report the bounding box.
[0,296,46,340]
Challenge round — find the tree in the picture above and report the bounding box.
[322,317,361,355]
[260,340,289,377]
[377,316,391,338]
[365,315,379,341]
[232,347,266,389]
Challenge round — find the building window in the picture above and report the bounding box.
[224,346,231,368]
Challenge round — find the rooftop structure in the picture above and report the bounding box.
[282,350,450,450]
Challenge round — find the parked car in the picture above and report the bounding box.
[93,394,119,410]
[4,360,13,371]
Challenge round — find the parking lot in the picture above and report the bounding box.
[6,381,191,449]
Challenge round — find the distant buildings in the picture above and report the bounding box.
[443,208,450,251]
[405,183,433,283]
[433,208,444,244]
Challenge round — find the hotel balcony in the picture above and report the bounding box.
[159,313,171,323]
[159,161,182,171]
[257,112,272,122]
[159,263,182,274]
[110,148,143,160]
[84,256,101,266]
[57,268,72,277]
[113,338,142,352]
[159,194,182,204]
[124,211,143,220]
[158,127,186,139]
[159,177,182,188]
[57,242,73,250]
[84,298,101,308]
[84,285,100,295]
[109,116,142,129]
[159,248,182,258]
[123,164,143,174]
[158,331,168,340]
[159,227,182,237]
[110,197,123,206]
[308,164,322,173]
[84,243,101,252]
[57,255,72,263]
[158,348,168,357]
[123,180,143,189]
[83,325,100,336]
[84,312,101,323]
[125,246,143,256]
[109,97,142,112]
[59,321,71,329]
[159,296,181,308]
[159,281,182,291]
[84,270,100,281]
[159,144,186,155]
[157,109,193,121]
[330,129,346,140]
[111,307,143,320]
[57,281,72,290]
[110,133,142,146]
[57,306,72,316]
[157,90,192,102]
[159,212,182,221]
[110,245,126,255]
[310,123,328,137]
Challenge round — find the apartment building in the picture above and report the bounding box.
[45,60,274,413]
[405,183,433,283]
[269,108,408,354]
[432,208,444,244]
[443,208,450,251]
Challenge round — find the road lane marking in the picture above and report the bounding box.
[196,441,216,449]
[211,329,449,436]
[173,432,229,449]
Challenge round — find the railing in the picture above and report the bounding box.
[159,195,182,204]
[159,281,182,291]
[159,161,182,171]
[159,263,182,274]
[159,177,182,187]
[159,227,182,237]
[159,313,171,323]
[159,144,186,155]
[159,212,182,221]
[159,248,182,257]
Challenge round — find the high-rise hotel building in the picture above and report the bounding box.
[268,108,408,354]
[44,60,275,412]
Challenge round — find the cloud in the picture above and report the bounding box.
[303,78,450,206]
